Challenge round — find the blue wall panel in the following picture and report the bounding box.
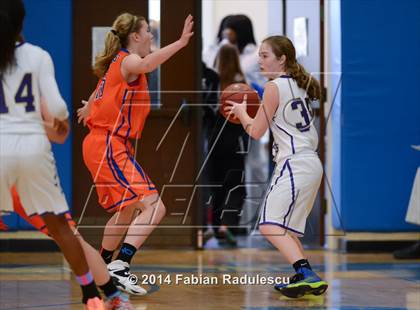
[337,0,420,231]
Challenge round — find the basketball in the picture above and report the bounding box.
[219,83,260,124]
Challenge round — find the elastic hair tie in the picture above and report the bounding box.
[110,29,118,35]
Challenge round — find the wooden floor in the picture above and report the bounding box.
[0,245,419,310]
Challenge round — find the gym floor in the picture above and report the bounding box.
[1,242,419,310]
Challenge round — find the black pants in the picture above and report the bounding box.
[206,115,248,231]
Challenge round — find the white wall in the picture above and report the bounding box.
[202,0,283,50]
[326,0,342,250]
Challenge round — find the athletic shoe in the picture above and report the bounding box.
[85,297,105,310]
[278,293,326,307]
[108,260,147,296]
[274,267,328,298]
[105,293,134,310]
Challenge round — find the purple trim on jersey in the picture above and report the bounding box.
[15,41,25,48]
[106,132,136,196]
[105,194,138,212]
[120,48,129,54]
[114,90,128,136]
[282,161,296,227]
[124,91,134,140]
[275,124,295,154]
[280,75,292,78]
[125,148,157,191]
[259,221,304,235]
[104,133,138,211]
[36,210,69,217]
[114,116,125,136]
[262,160,289,222]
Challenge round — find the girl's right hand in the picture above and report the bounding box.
[225,94,248,120]
[179,14,194,47]
[77,100,91,126]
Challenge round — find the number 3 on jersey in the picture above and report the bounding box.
[291,98,313,132]
[0,73,35,114]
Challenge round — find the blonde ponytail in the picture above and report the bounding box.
[93,13,145,78]
[93,32,121,78]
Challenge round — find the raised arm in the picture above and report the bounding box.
[225,82,279,140]
[121,15,194,75]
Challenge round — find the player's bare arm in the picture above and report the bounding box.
[121,14,194,76]
[41,98,69,144]
[225,82,279,139]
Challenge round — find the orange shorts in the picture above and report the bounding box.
[0,187,75,236]
[82,129,157,212]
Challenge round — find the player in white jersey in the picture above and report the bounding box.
[225,35,328,298]
[0,1,135,309]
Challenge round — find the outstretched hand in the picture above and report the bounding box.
[179,14,194,47]
[224,94,248,119]
[77,100,91,126]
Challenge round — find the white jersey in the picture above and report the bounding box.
[270,76,319,162]
[0,42,69,135]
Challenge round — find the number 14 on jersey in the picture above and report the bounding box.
[0,73,35,114]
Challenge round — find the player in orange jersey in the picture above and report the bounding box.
[77,12,194,295]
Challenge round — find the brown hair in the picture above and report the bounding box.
[216,44,245,90]
[263,36,320,100]
[93,12,145,78]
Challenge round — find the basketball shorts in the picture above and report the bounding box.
[82,129,157,212]
[0,134,69,216]
[259,154,323,236]
[10,187,75,235]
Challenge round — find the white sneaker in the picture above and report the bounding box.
[107,260,147,296]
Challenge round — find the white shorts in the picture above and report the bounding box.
[259,154,323,235]
[0,134,69,216]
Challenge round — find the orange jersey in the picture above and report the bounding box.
[83,129,157,212]
[87,49,151,139]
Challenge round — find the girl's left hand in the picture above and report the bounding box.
[179,15,194,47]
[77,100,91,126]
[224,94,247,118]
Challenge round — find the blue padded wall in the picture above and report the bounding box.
[332,0,420,231]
